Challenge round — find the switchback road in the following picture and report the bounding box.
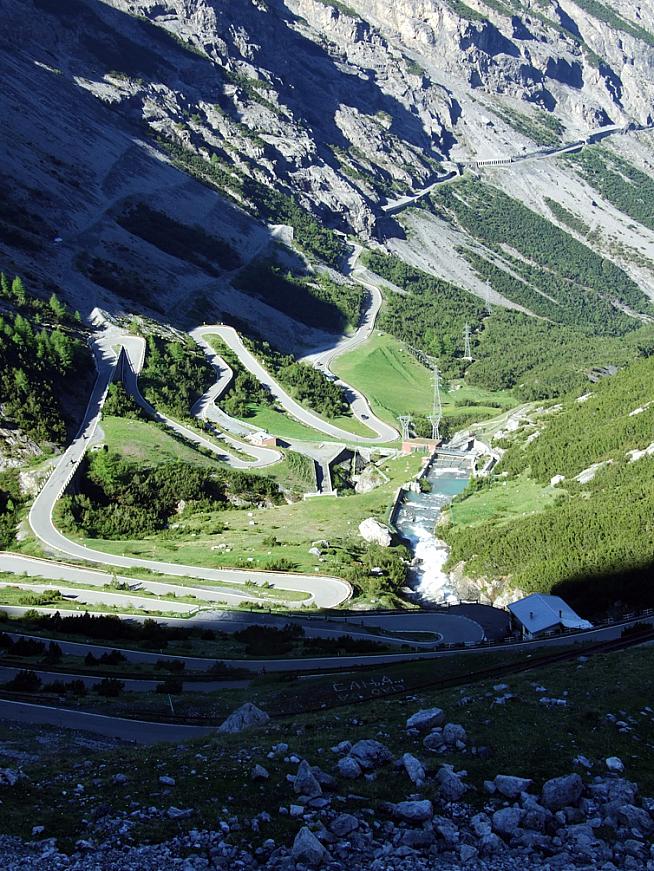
[191,325,398,443]
[1,618,651,742]
[25,321,352,609]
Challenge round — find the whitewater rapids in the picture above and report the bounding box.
[394,458,471,604]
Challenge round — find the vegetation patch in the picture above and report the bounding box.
[447,472,557,528]
[544,197,591,236]
[0,273,90,444]
[60,448,282,540]
[570,0,654,47]
[159,140,347,268]
[364,250,485,376]
[69,453,423,605]
[331,331,514,428]
[443,355,654,611]
[100,415,223,469]
[466,308,654,400]
[271,450,317,493]
[249,339,350,419]
[332,332,434,423]
[493,104,565,147]
[428,177,652,333]
[565,145,654,232]
[76,256,163,311]
[315,0,362,19]
[0,471,23,551]
[139,334,215,419]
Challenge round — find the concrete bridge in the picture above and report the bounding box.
[472,156,514,168]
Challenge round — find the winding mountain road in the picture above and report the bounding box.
[0,606,484,654]
[381,123,654,216]
[7,255,459,636]
[115,330,282,470]
[25,321,352,609]
[1,616,651,743]
[18,272,400,611]
[0,700,218,743]
[191,324,398,443]
[189,341,268,442]
[301,248,382,371]
[18,281,399,613]
[0,553,278,608]
[190,256,399,469]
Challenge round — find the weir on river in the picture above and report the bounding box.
[394,450,474,604]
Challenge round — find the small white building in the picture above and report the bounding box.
[246,431,278,448]
[508,594,592,639]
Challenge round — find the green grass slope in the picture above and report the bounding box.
[443,354,654,614]
[332,332,515,429]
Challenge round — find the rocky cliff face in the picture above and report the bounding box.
[355,0,654,128]
[1,0,653,323]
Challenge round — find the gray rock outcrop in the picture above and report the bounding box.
[494,774,533,798]
[401,752,426,787]
[218,702,270,733]
[336,756,362,779]
[349,739,393,770]
[391,799,434,823]
[436,764,467,801]
[492,806,523,837]
[406,707,445,733]
[294,760,322,798]
[358,517,392,547]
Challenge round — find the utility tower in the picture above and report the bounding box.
[463,323,473,361]
[409,345,444,442]
[398,415,413,441]
[428,363,443,441]
[483,285,492,315]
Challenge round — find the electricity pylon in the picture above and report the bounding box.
[484,285,492,315]
[409,345,443,442]
[463,323,473,361]
[428,363,443,441]
[398,415,413,441]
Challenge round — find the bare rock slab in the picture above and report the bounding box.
[218,702,270,733]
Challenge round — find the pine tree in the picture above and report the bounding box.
[11,276,27,305]
[51,329,74,371]
[48,293,66,321]
[13,369,29,393]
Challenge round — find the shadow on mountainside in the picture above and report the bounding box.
[553,562,654,620]
[227,0,435,153]
[0,38,268,320]
[27,0,435,159]
[0,0,428,335]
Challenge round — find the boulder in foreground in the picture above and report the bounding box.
[292,826,329,866]
[218,702,270,733]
